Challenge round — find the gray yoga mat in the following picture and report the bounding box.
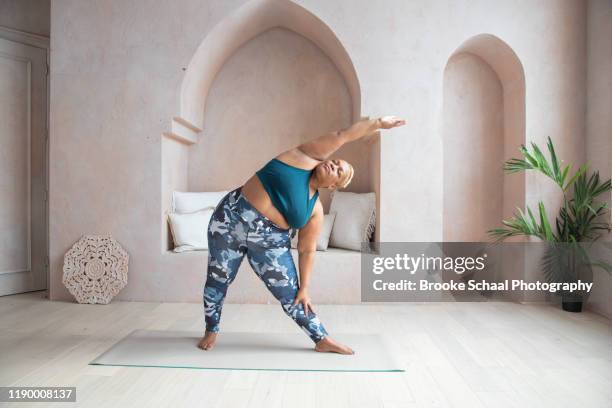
[89,329,404,372]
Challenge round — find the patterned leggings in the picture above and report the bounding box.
[203,187,329,343]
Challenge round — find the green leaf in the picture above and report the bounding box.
[538,201,555,241]
[561,165,570,186]
[564,164,588,192]
[547,136,562,184]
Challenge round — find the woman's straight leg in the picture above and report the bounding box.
[203,192,248,333]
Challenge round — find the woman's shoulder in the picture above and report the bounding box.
[275,148,321,171]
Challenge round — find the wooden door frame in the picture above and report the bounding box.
[0,25,50,293]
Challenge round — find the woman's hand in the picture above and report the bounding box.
[377,115,406,130]
[293,287,315,316]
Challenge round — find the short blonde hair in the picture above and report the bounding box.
[337,162,354,189]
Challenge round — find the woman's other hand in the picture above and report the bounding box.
[293,287,315,316]
[378,115,406,129]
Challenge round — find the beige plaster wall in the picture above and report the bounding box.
[366,0,586,243]
[49,0,604,305]
[0,0,50,37]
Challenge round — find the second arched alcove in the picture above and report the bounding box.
[441,34,527,301]
[442,34,526,242]
[161,0,375,252]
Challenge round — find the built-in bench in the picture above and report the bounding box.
[159,247,362,304]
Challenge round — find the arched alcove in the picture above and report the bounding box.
[190,27,353,195]
[442,34,526,242]
[440,34,526,301]
[161,0,371,252]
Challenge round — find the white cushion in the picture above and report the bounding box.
[291,212,337,251]
[168,208,215,252]
[328,191,376,251]
[172,191,228,214]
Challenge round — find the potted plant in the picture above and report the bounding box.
[487,136,612,312]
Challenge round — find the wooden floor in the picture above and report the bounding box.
[1,291,611,408]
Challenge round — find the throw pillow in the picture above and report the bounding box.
[328,191,376,251]
[172,191,228,214]
[168,207,215,252]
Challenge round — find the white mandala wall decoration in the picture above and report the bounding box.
[62,234,129,304]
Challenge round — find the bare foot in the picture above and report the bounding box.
[197,331,218,350]
[314,336,355,355]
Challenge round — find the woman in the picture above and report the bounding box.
[198,116,406,354]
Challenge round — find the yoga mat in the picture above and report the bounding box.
[89,329,404,372]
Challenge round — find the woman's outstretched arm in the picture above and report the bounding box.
[297,116,406,160]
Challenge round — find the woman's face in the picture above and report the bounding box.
[315,159,350,189]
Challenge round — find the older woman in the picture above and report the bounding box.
[198,116,406,354]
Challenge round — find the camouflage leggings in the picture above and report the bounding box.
[203,187,329,343]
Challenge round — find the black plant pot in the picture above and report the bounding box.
[561,300,583,313]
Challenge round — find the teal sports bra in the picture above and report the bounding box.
[255,158,319,229]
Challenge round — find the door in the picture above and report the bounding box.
[0,36,48,296]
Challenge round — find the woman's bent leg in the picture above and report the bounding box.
[246,240,329,343]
